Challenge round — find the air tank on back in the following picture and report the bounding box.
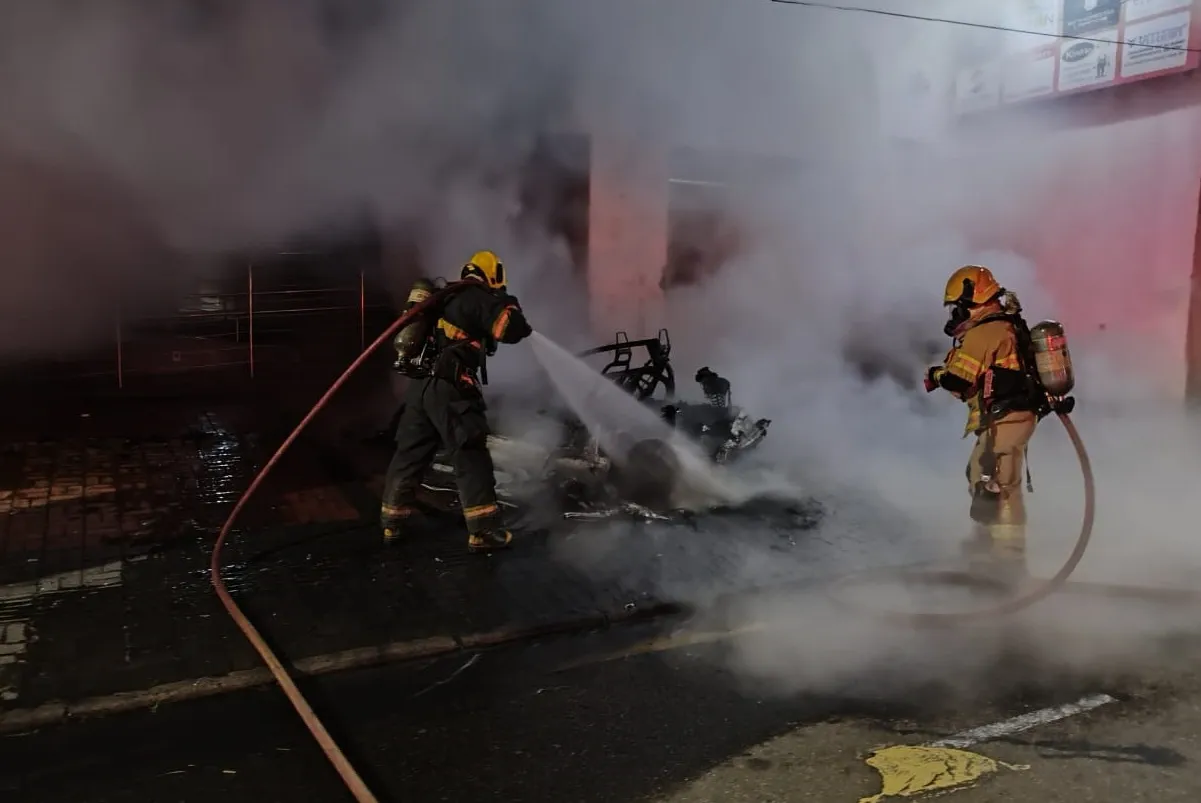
[392,278,436,376]
[1029,320,1074,398]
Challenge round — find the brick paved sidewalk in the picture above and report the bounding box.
[0,383,839,719]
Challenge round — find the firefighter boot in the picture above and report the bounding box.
[961,522,993,570]
[984,485,1029,587]
[985,523,1028,588]
[468,529,513,552]
[380,504,417,545]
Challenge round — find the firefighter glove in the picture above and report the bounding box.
[923,366,941,393]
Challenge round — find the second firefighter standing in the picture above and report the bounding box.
[381,250,533,552]
[924,265,1040,583]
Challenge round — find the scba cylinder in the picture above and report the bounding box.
[392,278,436,375]
[1029,320,1074,397]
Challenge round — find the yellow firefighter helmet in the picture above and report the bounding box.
[461,250,507,291]
[944,264,1002,307]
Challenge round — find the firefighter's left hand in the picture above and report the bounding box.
[923,366,940,393]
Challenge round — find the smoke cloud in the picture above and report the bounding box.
[523,2,1201,698]
[7,0,1201,698]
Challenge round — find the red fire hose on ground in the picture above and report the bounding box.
[209,287,463,803]
[208,280,1095,801]
[822,410,1095,624]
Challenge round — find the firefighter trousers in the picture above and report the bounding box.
[965,410,1037,568]
[381,376,502,535]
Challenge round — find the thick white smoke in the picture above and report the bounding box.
[6,0,1201,695]
[533,2,1201,694]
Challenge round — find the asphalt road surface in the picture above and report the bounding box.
[6,615,1201,803]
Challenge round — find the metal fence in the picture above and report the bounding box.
[112,263,395,388]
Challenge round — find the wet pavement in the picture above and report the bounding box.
[0,390,618,710]
[0,376,839,716]
[4,373,1201,801]
[6,621,1201,803]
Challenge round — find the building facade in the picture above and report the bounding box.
[579,0,1201,401]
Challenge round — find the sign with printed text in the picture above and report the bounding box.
[1056,30,1119,89]
[1001,44,1058,101]
[1120,9,1192,77]
[1123,0,1192,23]
[949,0,1201,115]
[1062,0,1123,37]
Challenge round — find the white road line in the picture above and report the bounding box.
[857,694,1121,802]
[930,693,1118,749]
[667,178,728,187]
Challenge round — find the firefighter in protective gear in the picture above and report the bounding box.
[924,265,1038,582]
[380,250,533,551]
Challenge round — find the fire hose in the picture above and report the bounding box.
[209,285,470,803]
[209,280,1095,800]
[822,409,1095,625]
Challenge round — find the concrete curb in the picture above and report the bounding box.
[0,601,686,735]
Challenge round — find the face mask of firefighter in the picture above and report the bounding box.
[943,277,976,337]
[944,302,971,337]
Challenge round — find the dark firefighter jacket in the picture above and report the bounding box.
[432,283,532,386]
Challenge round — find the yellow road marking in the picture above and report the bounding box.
[859,745,1026,803]
[558,623,1031,803]
[859,694,1113,801]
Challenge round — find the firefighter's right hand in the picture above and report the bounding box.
[923,366,940,393]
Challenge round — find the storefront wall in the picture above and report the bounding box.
[957,83,1201,400]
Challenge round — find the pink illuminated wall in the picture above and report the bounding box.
[582,69,1201,396]
[958,89,1201,397]
[587,136,669,338]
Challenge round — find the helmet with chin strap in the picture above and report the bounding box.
[943,265,1004,337]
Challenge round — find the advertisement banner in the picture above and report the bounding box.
[1062,0,1123,37]
[954,62,1001,114]
[1123,0,1191,24]
[1120,9,1192,77]
[1001,44,1058,101]
[945,0,1200,116]
[1056,31,1119,90]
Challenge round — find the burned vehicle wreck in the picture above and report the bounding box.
[425,329,776,521]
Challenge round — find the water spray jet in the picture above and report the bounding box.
[528,329,781,512]
[206,279,1098,803]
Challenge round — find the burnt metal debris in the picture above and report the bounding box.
[420,329,785,523]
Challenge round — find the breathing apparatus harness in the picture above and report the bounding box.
[946,281,1071,416]
[211,277,520,803]
[821,278,1095,626]
[393,278,501,386]
[948,280,1076,505]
